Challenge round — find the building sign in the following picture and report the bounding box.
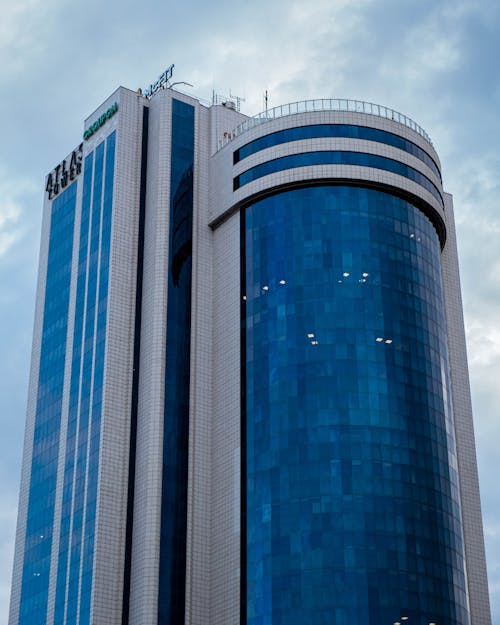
[143,64,174,98]
[45,143,83,200]
[83,102,119,140]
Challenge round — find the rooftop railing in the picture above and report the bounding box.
[221,98,432,148]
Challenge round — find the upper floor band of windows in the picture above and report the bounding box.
[233,124,441,181]
[233,150,444,207]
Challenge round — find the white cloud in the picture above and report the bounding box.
[0,171,36,260]
[383,11,461,84]
[0,0,60,83]
[467,317,500,369]
[0,201,22,258]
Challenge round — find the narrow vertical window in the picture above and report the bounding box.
[158,99,195,625]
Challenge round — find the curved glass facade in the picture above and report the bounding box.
[243,186,469,625]
[234,124,441,180]
[234,151,443,206]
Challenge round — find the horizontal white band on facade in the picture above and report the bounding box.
[231,136,443,194]
[222,109,441,170]
[210,163,446,244]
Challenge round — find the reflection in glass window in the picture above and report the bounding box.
[158,98,195,625]
[234,124,441,180]
[243,186,468,625]
[234,151,443,206]
[19,182,77,625]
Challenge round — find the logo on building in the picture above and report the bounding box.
[83,102,119,141]
[143,64,174,98]
[45,143,83,199]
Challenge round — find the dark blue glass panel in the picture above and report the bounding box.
[79,131,115,625]
[234,124,441,180]
[234,151,443,206]
[19,182,77,625]
[158,99,194,625]
[54,153,93,625]
[65,140,105,625]
[51,134,115,625]
[244,186,469,625]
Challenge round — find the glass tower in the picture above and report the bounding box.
[9,87,491,625]
[244,187,466,624]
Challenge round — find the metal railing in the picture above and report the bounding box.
[221,98,432,147]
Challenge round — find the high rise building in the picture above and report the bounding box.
[9,73,492,625]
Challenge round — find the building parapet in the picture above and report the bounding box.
[221,98,433,147]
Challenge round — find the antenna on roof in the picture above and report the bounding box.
[229,91,245,112]
[212,91,245,112]
[264,90,269,113]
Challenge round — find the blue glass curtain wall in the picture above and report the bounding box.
[158,99,195,625]
[234,124,441,180]
[65,140,105,625]
[53,132,115,625]
[243,185,469,625]
[54,153,94,625]
[234,151,443,206]
[19,182,77,625]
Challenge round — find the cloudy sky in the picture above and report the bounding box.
[1,0,499,622]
